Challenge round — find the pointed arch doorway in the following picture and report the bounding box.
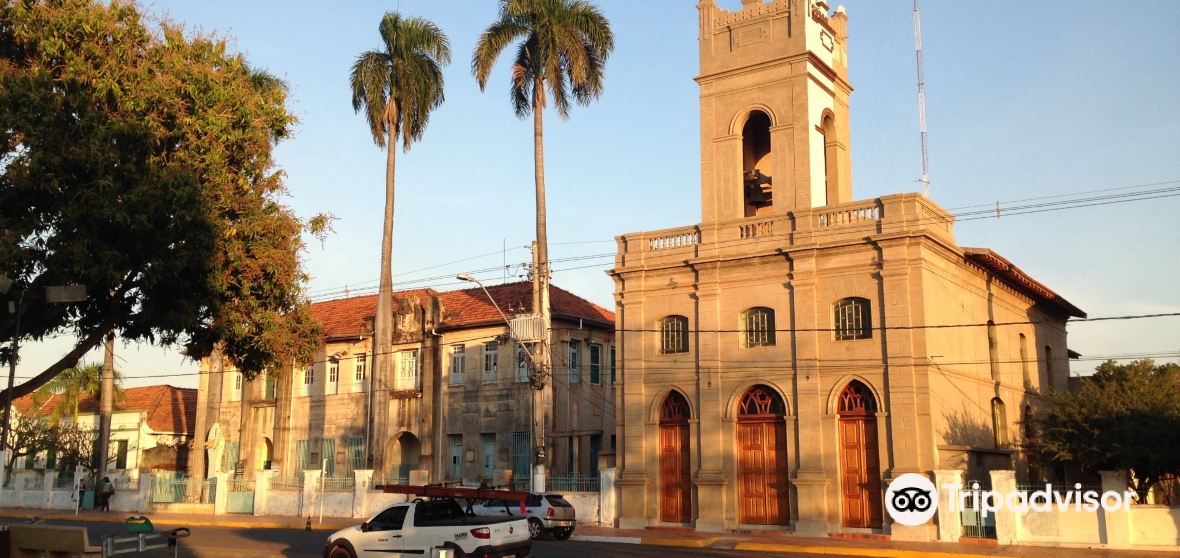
[838,381,883,529]
[736,385,790,525]
[659,391,692,523]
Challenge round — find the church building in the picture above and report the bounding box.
[609,0,1084,539]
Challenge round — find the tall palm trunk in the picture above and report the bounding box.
[531,78,553,490]
[371,102,399,471]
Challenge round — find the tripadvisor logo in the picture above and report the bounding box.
[885,474,1139,526]
[885,473,939,526]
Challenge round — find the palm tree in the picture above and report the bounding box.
[349,12,450,461]
[471,0,614,316]
[32,362,123,421]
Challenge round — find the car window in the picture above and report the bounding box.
[525,494,543,507]
[545,495,573,508]
[371,506,408,531]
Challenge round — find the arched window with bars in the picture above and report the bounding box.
[658,315,689,354]
[833,297,871,341]
[742,307,776,348]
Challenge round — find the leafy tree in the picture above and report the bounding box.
[31,362,123,421]
[472,0,614,312]
[1027,359,1180,498]
[0,0,322,400]
[1,413,55,483]
[349,12,450,400]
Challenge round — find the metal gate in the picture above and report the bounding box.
[226,477,255,514]
[961,479,996,539]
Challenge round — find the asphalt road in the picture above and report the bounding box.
[33,520,838,558]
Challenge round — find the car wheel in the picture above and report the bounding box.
[527,518,544,540]
[553,528,573,541]
[328,543,355,558]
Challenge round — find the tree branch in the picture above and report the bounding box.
[0,325,111,403]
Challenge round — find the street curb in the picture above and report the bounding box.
[0,511,348,532]
[734,541,990,558]
[640,536,721,548]
[570,535,642,545]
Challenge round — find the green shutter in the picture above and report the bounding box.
[346,437,364,474]
[295,439,309,479]
[321,439,336,477]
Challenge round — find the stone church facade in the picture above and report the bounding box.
[609,0,1084,539]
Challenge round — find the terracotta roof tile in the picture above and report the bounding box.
[309,281,614,338]
[11,385,197,435]
[963,248,1086,318]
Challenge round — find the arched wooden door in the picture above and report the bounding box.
[736,386,790,525]
[838,381,883,528]
[659,391,692,523]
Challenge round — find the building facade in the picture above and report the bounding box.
[609,0,1084,538]
[194,281,615,490]
[12,385,197,477]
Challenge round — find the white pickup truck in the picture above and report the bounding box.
[324,498,531,558]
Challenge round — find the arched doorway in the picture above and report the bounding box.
[256,437,273,470]
[838,381,882,528]
[659,391,692,523]
[386,432,421,482]
[736,385,789,525]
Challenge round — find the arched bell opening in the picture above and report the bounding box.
[742,111,774,217]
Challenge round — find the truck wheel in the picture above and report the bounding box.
[327,543,356,558]
[443,542,466,558]
[553,528,573,541]
[528,518,544,540]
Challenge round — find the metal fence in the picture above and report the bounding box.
[547,473,599,493]
[113,477,139,491]
[270,477,304,491]
[54,474,76,489]
[1016,483,1102,495]
[321,477,355,492]
[960,479,996,539]
[150,476,216,504]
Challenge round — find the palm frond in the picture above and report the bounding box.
[349,50,392,148]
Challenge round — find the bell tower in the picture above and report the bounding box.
[697,0,853,225]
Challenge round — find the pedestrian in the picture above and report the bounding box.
[100,476,115,511]
[76,477,88,514]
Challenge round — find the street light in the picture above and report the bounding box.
[1,282,87,453]
[456,273,547,491]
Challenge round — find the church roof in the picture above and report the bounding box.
[963,248,1086,319]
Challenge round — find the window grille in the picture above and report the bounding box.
[659,316,689,354]
[834,298,872,340]
[743,307,776,347]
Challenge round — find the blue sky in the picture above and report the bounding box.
[17,1,1180,388]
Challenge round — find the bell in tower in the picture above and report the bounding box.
[697,0,853,225]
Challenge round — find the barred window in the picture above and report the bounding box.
[834,297,871,340]
[659,316,689,354]
[742,307,776,347]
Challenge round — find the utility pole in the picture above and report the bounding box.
[97,330,115,480]
[529,241,551,492]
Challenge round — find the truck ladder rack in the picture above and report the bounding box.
[374,483,530,513]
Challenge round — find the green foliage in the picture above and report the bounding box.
[1028,359,1180,496]
[0,0,322,391]
[472,0,614,119]
[350,12,451,150]
[2,413,56,481]
[31,362,123,421]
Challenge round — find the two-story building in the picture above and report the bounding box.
[609,0,1084,539]
[195,281,615,490]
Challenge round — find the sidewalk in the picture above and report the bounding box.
[0,507,354,531]
[0,507,1167,557]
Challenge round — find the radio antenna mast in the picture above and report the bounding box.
[913,0,931,196]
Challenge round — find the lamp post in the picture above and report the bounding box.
[0,281,87,455]
[456,273,547,492]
